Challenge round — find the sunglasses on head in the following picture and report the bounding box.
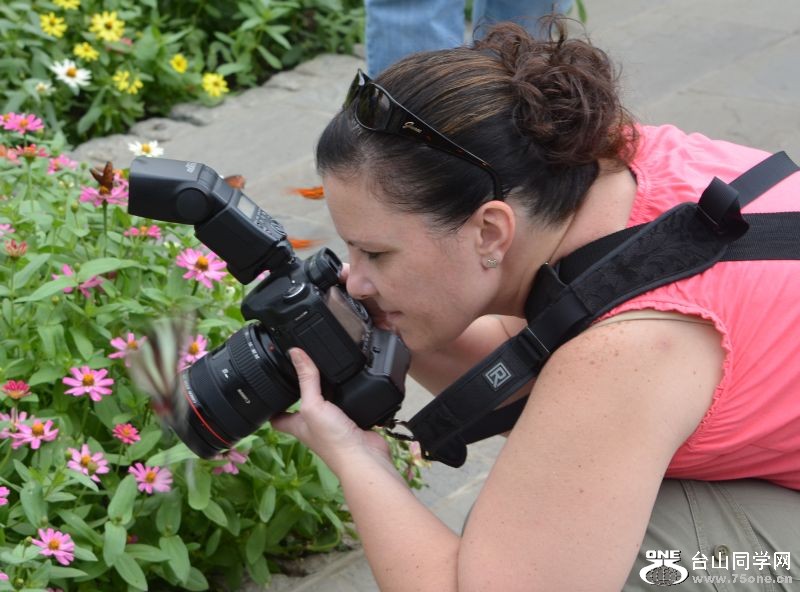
[343,69,505,201]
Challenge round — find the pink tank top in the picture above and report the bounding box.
[600,125,800,489]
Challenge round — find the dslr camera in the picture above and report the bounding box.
[128,157,410,458]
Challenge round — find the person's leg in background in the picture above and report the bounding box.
[471,0,574,39]
[364,0,466,76]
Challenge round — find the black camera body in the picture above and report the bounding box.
[128,157,410,458]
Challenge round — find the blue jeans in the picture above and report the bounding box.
[365,0,574,76]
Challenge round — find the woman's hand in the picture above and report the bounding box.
[270,348,391,473]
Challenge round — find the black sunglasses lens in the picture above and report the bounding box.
[356,85,392,130]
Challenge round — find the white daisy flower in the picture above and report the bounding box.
[128,140,164,157]
[34,80,54,96]
[50,59,91,92]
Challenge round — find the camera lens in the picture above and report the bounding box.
[172,324,299,458]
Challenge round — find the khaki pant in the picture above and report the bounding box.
[624,479,800,591]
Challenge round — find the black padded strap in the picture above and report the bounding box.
[559,152,798,281]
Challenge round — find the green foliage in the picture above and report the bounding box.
[0,118,423,590]
[0,0,365,145]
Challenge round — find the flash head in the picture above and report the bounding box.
[129,156,294,284]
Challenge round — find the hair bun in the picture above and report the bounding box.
[476,18,636,166]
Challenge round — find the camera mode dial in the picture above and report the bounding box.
[283,282,308,303]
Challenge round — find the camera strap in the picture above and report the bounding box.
[397,151,800,467]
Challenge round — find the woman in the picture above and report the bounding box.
[272,19,800,591]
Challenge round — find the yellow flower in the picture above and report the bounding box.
[127,77,143,95]
[40,12,67,38]
[112,69,131,92]
[89,11,125,43]
[202,72,228,98]
[54,0,80,9]
[73,42,99,61]
[170,53,188,74]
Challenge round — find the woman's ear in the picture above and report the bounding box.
[470,200,516,263]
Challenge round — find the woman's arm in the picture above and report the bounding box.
[274,316,724,591]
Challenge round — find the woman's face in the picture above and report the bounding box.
[324,173,493,352]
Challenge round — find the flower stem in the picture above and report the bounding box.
[102,202,108,257]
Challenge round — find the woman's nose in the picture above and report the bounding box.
[345,263,376,300]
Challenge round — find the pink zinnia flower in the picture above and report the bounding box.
[0,485,9,506]
[6,112,44,134]
[179,334,208,369]
[52,263,104,298]
[79,172,128,207]
[176,248,227,288]
[0,571,8,581]
[47,154,78,174]
[15,144,47,161]
[0,223,14,237]
[112,422,140,444]
[123,224,161,239]
[0,409,29,440]
[62,366,114,401]
[2,379,31,400]
[108,332,145,366]
[11,418,58,449]
[5,239,27,258]
[128,463,173,494]
[31,528,75,566]
[67,444,110,482]
[212,448,249,475]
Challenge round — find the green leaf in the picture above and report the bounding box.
[28,364,64,386]
[107,475,138,523]
[49,566,89,578]
[103,521,127,565]
[77,258,140,282]
[77,88,107,136]
[57,510,104,546]
[127,426,162,459]
[72,545,99,562]
[147,440,195,465]
[156,491,182,535]
[70,327,95,360]
[20,482,47,527]
[263,504,303,547]
[160,535,190,583]
[13,253,49,290]
[201,499,228,527]
[245,523,267,565]
[314,456,339,497]
[15,275,73,302]
[204,528,222,556]
[183,567,210,591]
[187,463,211,510]
[125,543,169,563]
[257,485,276,522]
[247,554,270,586]
[113,552,148,590]
[0,542,41,564]
[37,324,64,360]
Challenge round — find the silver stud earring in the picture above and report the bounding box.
[484,258,498,268]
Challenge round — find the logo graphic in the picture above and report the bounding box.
[184,161,197,173]
[640,550,689,586]
[484,362,512,390]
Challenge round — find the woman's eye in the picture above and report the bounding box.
[363,250,383,261]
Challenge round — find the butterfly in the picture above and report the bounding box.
[90,161,116,195]
[127,316,193,427]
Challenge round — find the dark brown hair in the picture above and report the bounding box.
[316,17,638,230]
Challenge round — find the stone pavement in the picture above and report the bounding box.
[70,1,800,590]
